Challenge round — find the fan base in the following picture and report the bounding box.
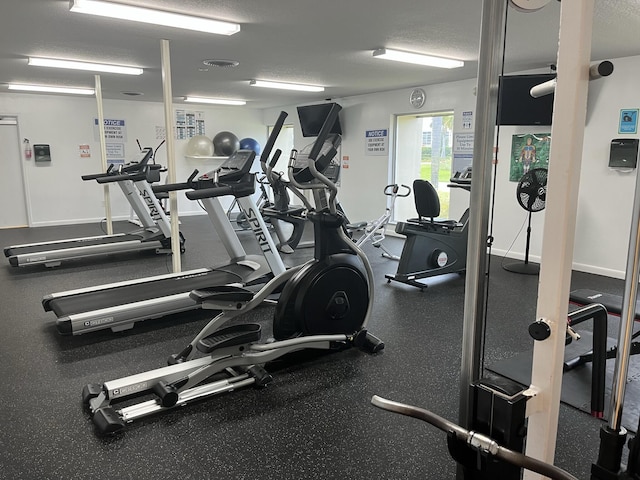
[503,261,540,275]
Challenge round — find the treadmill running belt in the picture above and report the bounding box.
[47,266,252,317]
[5,234,142,256]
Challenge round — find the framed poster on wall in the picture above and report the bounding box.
[509,133,551,182]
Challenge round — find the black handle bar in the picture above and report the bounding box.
[308,104,341,162]
[96,172,148,184]
[186,185,233,200]
[152,169,200,193]
[81,172,111,181]
[185,181,255,201]
[269,149,282,168]
[384,184,411,197]
[261,111,288,168]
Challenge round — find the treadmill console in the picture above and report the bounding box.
[450,166,472,185]
[196,150,257,188]
[218,150,256,181]
[123,147,153,171]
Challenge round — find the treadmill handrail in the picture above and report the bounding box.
[186,176,255,201]
[82,147,154,181]
[96,172,150,184]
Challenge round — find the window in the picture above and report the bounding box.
[393,111,454,222]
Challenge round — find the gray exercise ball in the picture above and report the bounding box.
[213,131,240,156]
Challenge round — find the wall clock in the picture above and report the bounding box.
[410,88,426,109]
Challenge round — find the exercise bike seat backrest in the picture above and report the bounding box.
[411,179,458,227]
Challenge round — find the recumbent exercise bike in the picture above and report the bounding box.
[386,167,471,290]
[82,105,384,435]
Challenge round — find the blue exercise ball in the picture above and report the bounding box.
[239,137,261,155]
[212,131,240,156]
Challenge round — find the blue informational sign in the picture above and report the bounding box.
[619,109,639,134]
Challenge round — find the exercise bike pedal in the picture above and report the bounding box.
[196,323,262,354]
[92,406,126,435]
[81,383,103,406]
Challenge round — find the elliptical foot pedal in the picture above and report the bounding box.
[92,407,126,435]
[190,285,255,307]
[197,324,261,353]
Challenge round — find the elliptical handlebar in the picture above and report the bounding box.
[260,110,288,172]
[370,395,578,480]
[308,104,341,162]
[286,103,342,201]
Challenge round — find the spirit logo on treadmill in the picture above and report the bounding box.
[244,207,272,253]
[141,189,162,221]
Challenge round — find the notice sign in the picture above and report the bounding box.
[453,133,474,173]
[619,109,639,134]
[365,129,388,156]
[94,118,127,141]
[93,118,127,164]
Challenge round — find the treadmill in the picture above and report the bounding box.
[42,118,288,335]
[4,148,180,268]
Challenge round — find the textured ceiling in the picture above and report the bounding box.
[0,0,638,108]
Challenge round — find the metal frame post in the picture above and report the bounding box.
[459,0,507,429]
[94,74,113,235]
[160,39,181,272]
[524,1,594,477]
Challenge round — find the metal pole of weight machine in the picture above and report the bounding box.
[458,0,507,430]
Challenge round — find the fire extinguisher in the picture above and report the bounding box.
[23,139,32,159]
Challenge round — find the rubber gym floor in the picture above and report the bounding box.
[0,215,629,479]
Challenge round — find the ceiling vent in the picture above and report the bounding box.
[202,59,239,68]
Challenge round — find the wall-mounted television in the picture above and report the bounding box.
[297,102,343,137]
[497,74,556,126]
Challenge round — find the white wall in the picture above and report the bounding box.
[264,54,640,279]
[3,54,638,278]
[0,92,266,226]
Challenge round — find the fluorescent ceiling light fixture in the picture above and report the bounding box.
[8,84,95,95]
[28,57,143,75]
[69,0,241,35]
[184,96,246,106]
[372,48,464,69]
[249,80,324,92]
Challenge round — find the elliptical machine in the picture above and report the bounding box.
[81,106,384,435]
[260,134,343,254]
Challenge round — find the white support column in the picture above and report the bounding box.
[94,74,113,235]
[160,39,181,273]
[523,1,594,477]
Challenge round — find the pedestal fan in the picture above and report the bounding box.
[503,167,547,275]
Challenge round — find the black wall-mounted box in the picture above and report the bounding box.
[609,138,639,168]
